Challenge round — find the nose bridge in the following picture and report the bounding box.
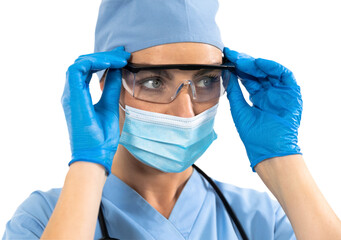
[167,80,195,118]
[172,79,196,102]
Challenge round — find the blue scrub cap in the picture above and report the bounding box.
[94,0,224,81]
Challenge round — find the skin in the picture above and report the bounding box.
[104,42,341,238]
[41,42,223,239]
[256,155,341,239]
[101,42,222,218]
[41,42,341,239]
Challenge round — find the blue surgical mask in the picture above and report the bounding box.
[118,104,218,173]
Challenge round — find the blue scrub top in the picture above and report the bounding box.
[3,168,296,239]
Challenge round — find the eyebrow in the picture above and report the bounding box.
[193,69,221,78]
[141,68,220,80]
[136,61,222,65]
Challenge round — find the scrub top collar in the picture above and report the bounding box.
[102,168,209,239]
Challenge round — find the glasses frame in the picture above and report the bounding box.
[123,57,235,73]
[121,57,235,104]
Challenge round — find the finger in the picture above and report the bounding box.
[224,47,249,63]
[224,49,276,95]
[224,48,263,95]
[62,47,130,119]
[76,46,131,63]
[98,69,122,112]
[61,74,96,128]
[63,59,110,111]
[66,47,130,97]
[73,48,130,73]
[236,70,262,95]
[62,68,93,109]
[226,73,251,121]
[263,76,281,87]
[255,58,298,86]
[224,47,267,79]
[235,57,268,79]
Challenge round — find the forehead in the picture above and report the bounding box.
[130,42,223,65]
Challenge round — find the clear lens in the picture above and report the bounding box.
[122,68,230,103]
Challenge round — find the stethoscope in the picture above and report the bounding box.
[98,164,248,240]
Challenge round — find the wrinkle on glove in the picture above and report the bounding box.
[62,46,131,174]
[224,48,303,171]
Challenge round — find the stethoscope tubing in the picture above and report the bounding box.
[98,164,248,240]
[192,164,248,240]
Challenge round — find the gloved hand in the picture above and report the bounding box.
[61,46,131,175]
[224,47,303,171]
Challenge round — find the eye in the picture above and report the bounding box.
[196,75,220,88]
[140,78,163,89]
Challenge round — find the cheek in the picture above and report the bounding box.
[122,88,167,113]
[100,79,105,91]
[118,87,126,134]
[119,88,153,133]
[193,98,220,115]
[118,107,125,134]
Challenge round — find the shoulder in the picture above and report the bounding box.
[212,179,296,239]
[213,179,277,211]
[2,188,61,240]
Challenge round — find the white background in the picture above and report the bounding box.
[0,0,340,234]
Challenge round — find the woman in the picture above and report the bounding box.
[3,0,341,239]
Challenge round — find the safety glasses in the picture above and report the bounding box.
[122,58,235,104]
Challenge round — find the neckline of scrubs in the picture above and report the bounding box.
[102,168,209,239]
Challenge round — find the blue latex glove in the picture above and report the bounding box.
[224,48,303,171]
[61,46,131,175]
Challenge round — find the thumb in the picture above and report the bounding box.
[98,69,122,111]
[226,73,251,119]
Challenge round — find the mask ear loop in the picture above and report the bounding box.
[119,103,126,112]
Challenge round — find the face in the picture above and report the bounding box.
[100,42,223,132]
